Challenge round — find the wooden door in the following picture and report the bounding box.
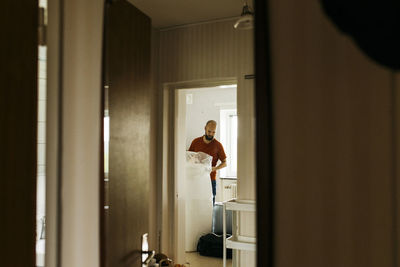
[102,1,151,266]
[0,1,38,267]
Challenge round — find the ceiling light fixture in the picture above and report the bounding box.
[218,85,237,88]
[234,1,254,30]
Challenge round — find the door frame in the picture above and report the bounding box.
[254,1,274,266]
[160,78,237,263]
[34,1,276,267]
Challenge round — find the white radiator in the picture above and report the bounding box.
[224,183,237,200]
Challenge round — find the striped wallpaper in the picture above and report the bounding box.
[159,18,256,201]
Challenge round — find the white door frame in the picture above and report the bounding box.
[160,78,237,264]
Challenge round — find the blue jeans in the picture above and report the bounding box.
[211,180,216,205]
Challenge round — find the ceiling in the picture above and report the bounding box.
[128,0,250,28]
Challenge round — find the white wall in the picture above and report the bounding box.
[184,87,236,149]
[58,0,103,266]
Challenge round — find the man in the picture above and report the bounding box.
[188,120,227,205]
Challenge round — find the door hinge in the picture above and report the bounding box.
[38,7,47,46]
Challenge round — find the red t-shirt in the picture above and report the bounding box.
[188,136,227,181]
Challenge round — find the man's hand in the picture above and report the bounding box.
[211,160,227,173]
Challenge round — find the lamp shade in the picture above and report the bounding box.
[234,14,254,29]
[234,2,254,30]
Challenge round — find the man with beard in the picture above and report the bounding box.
[188,120,227,205]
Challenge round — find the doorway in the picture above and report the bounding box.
[161,77,256,266]
[178,84,237,266]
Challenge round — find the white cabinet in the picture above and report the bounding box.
[223,199,256,267]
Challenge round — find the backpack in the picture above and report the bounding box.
[196,233,232,258]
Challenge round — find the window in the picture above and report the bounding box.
[220,109,237,178]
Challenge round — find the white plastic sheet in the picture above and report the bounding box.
[185,151,213,251]
[185,151,212,199]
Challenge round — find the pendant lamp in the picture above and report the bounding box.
[234,1,254,30]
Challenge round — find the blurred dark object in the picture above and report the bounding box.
[197,233,232,258]
[154,253,171,266]
[320,0,400,70]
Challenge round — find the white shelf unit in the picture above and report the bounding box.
[223,199,256,267]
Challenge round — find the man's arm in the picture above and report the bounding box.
[212,142,227,172]
[188,139,195,151]
[212,159,227,172]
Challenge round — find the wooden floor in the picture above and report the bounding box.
[185,252,232,267]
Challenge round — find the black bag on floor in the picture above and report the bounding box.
[196,233,232,259]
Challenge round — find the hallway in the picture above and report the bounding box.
[185,252,232,267]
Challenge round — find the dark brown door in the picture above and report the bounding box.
[0,1,38,267]
[102,1,151,267]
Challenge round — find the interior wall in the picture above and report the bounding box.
[159,18,255,200]
[150,27,160,252]
[158,18,255,265]
[184,87,236,149]
[46,0,61,265]
[60,0,103,266]
[270,1,396,266]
